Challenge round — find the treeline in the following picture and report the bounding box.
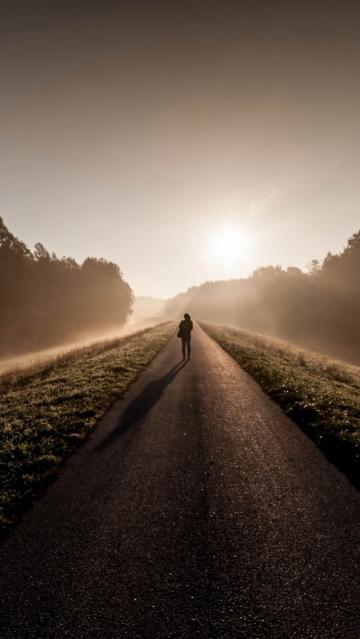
[0,218,133,357]
[165,230,360,363]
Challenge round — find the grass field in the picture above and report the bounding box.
[201,322,360,489]
[0,322,175,536]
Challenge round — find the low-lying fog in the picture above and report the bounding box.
[0,306,166,376]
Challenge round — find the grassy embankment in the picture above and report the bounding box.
[0,322,175,536]
[201,322,360,488]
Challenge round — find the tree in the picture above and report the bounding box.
[0,218,133,356]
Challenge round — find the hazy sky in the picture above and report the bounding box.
[1,1,360,298]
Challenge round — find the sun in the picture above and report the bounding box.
[207,225,256,265]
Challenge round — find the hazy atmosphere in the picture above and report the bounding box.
[1,1,360,297]
[1,4,360,636]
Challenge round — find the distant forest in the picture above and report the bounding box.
[0,218,133,357]
[165,230,360,363]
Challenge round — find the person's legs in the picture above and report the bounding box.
[181,338,186,359]
[187,337,191,359]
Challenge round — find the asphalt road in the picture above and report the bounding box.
[0,326,359,638]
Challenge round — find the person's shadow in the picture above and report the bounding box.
[95,360,188,451]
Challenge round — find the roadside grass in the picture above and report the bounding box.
[201,322,360,488]
[0,322,175,536]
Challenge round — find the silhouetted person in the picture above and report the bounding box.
[178,313,193,360]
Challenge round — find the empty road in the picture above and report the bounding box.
[0,325,359,638]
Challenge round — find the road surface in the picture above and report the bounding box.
[0,326,359,638]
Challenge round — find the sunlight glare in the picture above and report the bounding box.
[208,226,256,265]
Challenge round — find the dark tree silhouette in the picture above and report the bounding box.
[0,218,133,357]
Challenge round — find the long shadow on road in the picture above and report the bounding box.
[95,359,188,451]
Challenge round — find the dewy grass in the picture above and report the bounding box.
[201,322,360,489]
[0,322,175,536]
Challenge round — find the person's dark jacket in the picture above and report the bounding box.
[178,319,193,339]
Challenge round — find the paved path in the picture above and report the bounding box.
[0,326,359,638]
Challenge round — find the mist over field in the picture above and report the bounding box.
[0,218,133,359]
[0,218,173,373]
[1,216,359,367]
[164,230,360,364]
[131,297,166,324]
